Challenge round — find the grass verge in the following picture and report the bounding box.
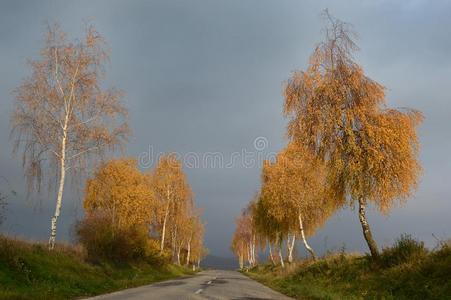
[0,235,195,300]
[245,237,451,299]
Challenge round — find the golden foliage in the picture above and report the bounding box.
[283,12,423,213]
[259,143,336,237]
[235,12,424,262]
[81,155,206,265]
[10,23,129,247]
[11,23,129,194]
[83,158,153,230]
[231,211,253,262]
[151,154,192,228]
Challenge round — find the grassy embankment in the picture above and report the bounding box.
[245,235,451,300]
[0,235,195,300]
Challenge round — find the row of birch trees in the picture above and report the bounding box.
[150,155,207,267]
[82,156,207,267]
[232,11,422,267]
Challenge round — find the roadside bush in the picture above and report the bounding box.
[76,213,150,263]
[145,238,172,266]
[381,234,428,267]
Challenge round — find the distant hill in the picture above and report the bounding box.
[201,255,237,270]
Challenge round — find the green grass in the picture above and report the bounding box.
[245,240,451,299]
[0,235,195,300]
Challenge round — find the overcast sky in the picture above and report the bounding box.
[1,0,450,258]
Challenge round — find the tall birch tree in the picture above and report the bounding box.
[259,143,334,261]
[252,194,286,266]
[151,154,191,253]
[10,24,129,249]
[231,205,259,268]
[283,11,422,258]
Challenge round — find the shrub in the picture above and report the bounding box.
[381,234,428,267]
[76,213,151,263]
[145,238,172,266]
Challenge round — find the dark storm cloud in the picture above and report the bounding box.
[1,0,450,257]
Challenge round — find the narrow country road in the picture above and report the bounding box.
[85,269,292,300]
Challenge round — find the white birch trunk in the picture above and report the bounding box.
[268,242,275,265]
[358,197,380,258]
[276,232,285,268]
[278,247,285,268]
[160,198,170,252]
[298,212,316,260]
[49,115,68,250]
[239,254,244,269]
[177,245,181,265]
[287,233,296,263]
[186,238,191,266]
[172,226,178,261]
[252,234,256,266]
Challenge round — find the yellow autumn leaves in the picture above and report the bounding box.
[84,159,152,230]
[81,155,206,266]
[232,11,422,266]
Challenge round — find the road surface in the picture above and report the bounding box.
[86,269,292,300]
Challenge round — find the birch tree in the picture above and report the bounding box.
[283,11,422,258]
[173,204,193,265]
[252,195,286,266]
[190,241,208,270]
[170,183,194,262]
[151,154,192,253]
[83,158,153,230]
[231,205,259,268]
[10,24,129,249]
[185,213,204,269]
[185,210,203,267]
[259,143,336,261]
[231,215,249,269]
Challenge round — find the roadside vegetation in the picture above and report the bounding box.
[0,235,194,300]
[0,156,206,299]
[246,235,451,299]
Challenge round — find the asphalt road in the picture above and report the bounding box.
[86,269,292,300]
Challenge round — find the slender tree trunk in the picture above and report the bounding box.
[172,227,178,260]
[192,264,196,271]
[278,247,285,268]
[197,258,200,269]
[186,238,191,266]
[239,254,244,269]
[49,118,68,250]
[276,233,285,268]
[358,197,380,259]
[287,233,296,263]
[177,245,181,265]
[251,234,256,266]
[298,212,316,260]
[160,200,170,252]
[286,234,290,261]
[268,242,275,265]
